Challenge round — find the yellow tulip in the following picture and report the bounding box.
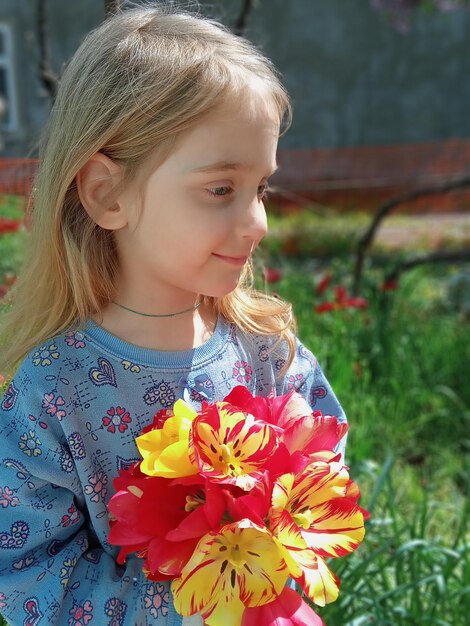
[136,400,198,478]
[171,520,289,622]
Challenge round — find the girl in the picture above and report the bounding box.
[0,5,346,625]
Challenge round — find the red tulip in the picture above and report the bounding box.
[109,465,222,578]
[223,386,347,462]
[2,273,16,286]
[242,587,324,626]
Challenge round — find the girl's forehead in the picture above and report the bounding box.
[135,85,281,181]
[179,89,280,145]
[205,97,279,130]
[224,80,282,121]
[174,104,279,170]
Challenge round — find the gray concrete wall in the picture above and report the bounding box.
[210,0,470,149]
[0,0,103,156]
[1,0,470,155]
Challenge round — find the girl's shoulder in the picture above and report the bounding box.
[233,323,317,369]
[0,328,88,435]
[15,326,91,373]
[2,325,97,406]
[231,323,320,396]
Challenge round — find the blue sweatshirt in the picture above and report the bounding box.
[0,317,346,626]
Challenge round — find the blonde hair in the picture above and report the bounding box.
[0,4,296,374]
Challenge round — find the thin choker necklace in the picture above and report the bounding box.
[111,300,202,318]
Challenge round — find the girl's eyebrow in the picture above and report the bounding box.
[190,161,278,175]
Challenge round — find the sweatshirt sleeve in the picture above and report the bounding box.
[276,339,348,462]
[0,365,182,626]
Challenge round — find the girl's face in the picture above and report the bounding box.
[114,92,280,307]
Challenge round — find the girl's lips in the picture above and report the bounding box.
[212,253,248,266]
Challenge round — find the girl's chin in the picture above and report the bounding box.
[205,283,240,299]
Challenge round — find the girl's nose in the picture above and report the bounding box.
[239,194,268,243]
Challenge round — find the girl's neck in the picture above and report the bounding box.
[92,301,217,352]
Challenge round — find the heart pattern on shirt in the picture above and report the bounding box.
[23,596,43,626]
[89,358,117,387]
[310,385,327,406]
[1,381,19,411]
[0,520,30,549]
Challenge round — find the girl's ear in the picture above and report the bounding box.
[76,152,128,230]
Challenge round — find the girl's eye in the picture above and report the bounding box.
[205,183,269,200]
[207,186,233,197]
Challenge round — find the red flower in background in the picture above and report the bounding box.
[0,273,16,299]
[264,267,283,284]
[3,273,16,286]
[0,218,22,235]
[0,218,21,299]
[315,286,368,314]
[315,272,333,295]
[381,279,399,292]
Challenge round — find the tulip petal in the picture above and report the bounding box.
[191,402,279,488]
[270,511,306,579]
[146,535,199,578]
[270,392,313,430]
[173,399,198,420]
[283,413,347,456]
[301,498,366,558]
[223,386,272,423]
[137,409,198,478]
[225,479,271,526]
[204,596,245,626]
[150,440,198,478]
[241,587,325,626]
[289,462,351,512]
[172,521,288,618]
[295,552,340,606]
[166,483,225,541]
[271,473,295,515]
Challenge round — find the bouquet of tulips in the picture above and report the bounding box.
[108,386,368,626]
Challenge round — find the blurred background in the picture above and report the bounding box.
[0,1,469,624]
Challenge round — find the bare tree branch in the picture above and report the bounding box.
[234,0,255,36]
[37,0,58,104]
[385,249,470,284]
[352,175,470,294]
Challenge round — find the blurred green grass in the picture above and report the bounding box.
[0,195,27,284]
